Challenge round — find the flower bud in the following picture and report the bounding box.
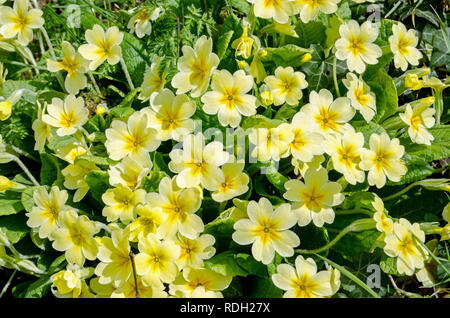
[260,90,274,106]
[0,176,14,192]
[258,49,268,58]
[0,100,11,121]
[237,60,250,70]
[301,53,312,63]
[349,218,376,232]
[405,73,423,90]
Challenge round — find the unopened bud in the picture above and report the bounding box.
[405,74,423,90]
[301,53,312,63]
[0,176,14,192]
[258,49,268,58]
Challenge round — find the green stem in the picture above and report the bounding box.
[0,270,16,298]
[12,156,40,187]
[39,27,65,91]
[382,182,417,201]
[129,252,139,298]
[120,57,135,90]
[88,71,102,97]
[295,226,353,254]
[335,209,373,217]
[385,0,402,18]
[333,55,340,97]
[434,89,443,125]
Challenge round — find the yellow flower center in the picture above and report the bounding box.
[303,186,325,211]
[263,0,281,8]
[12,11,30,31]
[354,88,369,107]
[290,129,306,151]
[136,8,149,21]
[219,87,242,110]
[410,115,422,132]
[253,220,280,246]
[292,274,317,298]
[337,145,359,168]
[59,111,77,128]
[372,150,393,172]
[397,37,411,56]
[57,57,78,76]
[124,133,145,154]
[314,107,338,131]
[348,37,365,56]
[398,234,416,258]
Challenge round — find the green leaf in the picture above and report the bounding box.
[274,104,298,121]
[246,276,283,298]
[401,125,450,162]
[229,0,251,13]
[241,114,284,129]
[0,190,24,216]
[326,15,343,48]
[380,255,400,276]
[108,106,135,120]
[204,217,235,253]
[235,253,267,277]
[74,154,113,167]
[21,186,39,213]
[23,275,52,298]
[85,170,110,205]
[39,153,63,187]
[352,121,386,147]
[293,20,326,48]
[386,154,434,186]
[204,251,249,277]
[366,70,398,122]
[262,44,312,67]
[121,34,150,87]
[0,214,29,244]
[141,171,169,193]
[216,30,234,60]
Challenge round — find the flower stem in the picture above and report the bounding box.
[333,55,340,97]
[12,156,40,187]
[120,57,135,90]
[129,252,139,298]
[0,270,16,298]
[381,182,417,201]
[335,209,373,217]
[434,89,443,125]
[295,226,353,254]
[88,71,102,97]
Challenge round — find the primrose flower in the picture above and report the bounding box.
[292,0,341,23]
[343,73,376,122]
[32,102,51,152]
[146,176,203,240]
[146,88,196,141]
[105,111,160,161]
[399,102,435,146]
[171,35,219,98]
[168,132,229,191]
[288,112,324,163]
[301,89,355,137]
[108,155,150,190]
[247,0,294,24]
[110,276,167,298]
[101,185,146,224]
[51,209,99,266]
[0,175,14,192]
[264,66,308,106]
[51,264,93,298]
[389,22,422,71]
[139,56,167,101]
[372,195,393,234]
[359,133,407,188]
[129,205,165,242]
[78,25,123,71]
[47,41,89,94]
[0,0,44,46]
[249,123,294,162]
[201,69,257,128]
[231,25,254,59]
[272,255,339,298]
[169,268,232,298]
[232,197,300,265]
[211,162,249,203]
[62,159,99,202]
[134,233,181,287]
[384,218,428,276]
[283,167,344,227]
[324,126,365,185]
[335,20,382,74]
[127,7,161,38]
[42,95,89,137]
[25,186,70,239]
[95,227,132,287]
[175,233,216,270]
[56,143,87,164]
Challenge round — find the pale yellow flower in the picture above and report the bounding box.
[264,66,308,106]
[32,101,51,152]
[372,195,393,234]
[168,132,229,191]
[272,255,339,298]
[61,159,99,202]
[359,133,407,188]
[110,276,167,298]
[343,72,376,122]
[101,185,146,224]
[288,111,324,163]
[134,233,181,288]
[56,143,87,164]
[211,162,249,203]
[146,176,203,240]
[201,69,257,128]
[25,186,70,239]
[51,264,93,298]
[108,155,150,190]
[0,0,44,46]
[105,111,160,161]
[399,102,435,146]
[0,175,14,192]
[129,204,165,242]
[95,227,132,287]
[139,57,167,101]
[291,154,325,177]
[127,7,161,38]
[335,20,382,74]
[389,22,422,71]
[249,123,294,162]
[47,41,89,95]
[51,209,99,266]
[301,89,355,137]
[283,167,344,227]
[171,36,219,98]
[292,0,341,23]
[384,218,428,276]
[145,88,196,141]
[232,197,300,264]
[42,95,89,136]
[231,25,254,59]
[78,24,123,71]
[247,0,294,24]
[175,233,216,270]
[169,268,232,298]
[324,126,365,185]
